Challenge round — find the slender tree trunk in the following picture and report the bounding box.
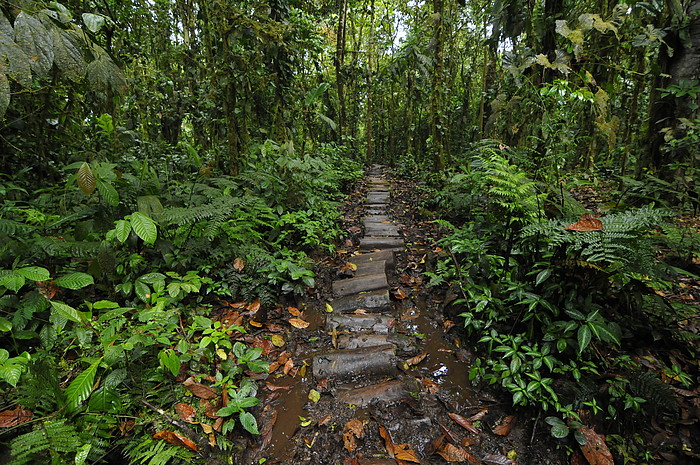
[430,0,446,171]
[365,0,375,163]
[335,0,348,141]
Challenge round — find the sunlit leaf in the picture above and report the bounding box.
[96,178,119,207]
[77,162,96,195]
[271,335,285,347]
[81,13,106,33]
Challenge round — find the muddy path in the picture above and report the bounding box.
[242,166,565,465]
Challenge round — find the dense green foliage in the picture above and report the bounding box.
[0,0,698,462]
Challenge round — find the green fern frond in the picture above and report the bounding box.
[9,419,81,464]
[0,219,35,236]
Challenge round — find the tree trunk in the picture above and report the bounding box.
[430,0,446,171]
[335,0,348,141]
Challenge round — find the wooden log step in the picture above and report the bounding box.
[352,259,386,277]
[336,378,419,407]
[363,215,391,223]
[332,273,388,297]
[360,236,404,251]
[330,289,391,313]
[312,345,396,380]
[326,314,393,334]
[337,333,417,352]
[368,192,390,203]
[348,249,395,269]
[364,223,399,237]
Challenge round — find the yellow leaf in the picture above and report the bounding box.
[325,303,334,313]
[249,320,263,328]
[308,389,321,403]
[216,348,227,360]
[299,416,312,427]
[289,318,310,329]
[271,335,285,347]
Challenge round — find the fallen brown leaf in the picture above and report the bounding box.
[436,442,478,463]
[449,413,479,434]
[393,288,409,299]
[343,419,367,452]
[578,426,614,465]
[289,318,310,329]
[379,425,395,458]
[265,382,292,391]
[287,306,301,317]
[493,415,516,436]
[283,358,294,375]
[469,408,488,422]
[407,352,428,366]
[0,406,32,428]
[394,443,422,463]
[183,377,218,400]
[317,414,332,426]
[246,300,261,315]
[233,257,245,271]
[175,403,196,423]
[249,320,263,328]
[153,430,198,451]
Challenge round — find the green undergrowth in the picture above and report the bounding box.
[417,140,698,462]
[0,137,363,464]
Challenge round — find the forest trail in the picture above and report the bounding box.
[245,166,561,465]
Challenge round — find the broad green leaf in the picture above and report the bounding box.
[50,300,83,323]
[49,2,73,23]
[239,411,260,435]
[158,349,181,377]
[87,51,127,94]
[77,162,96,194]
[66,358,101,407]
[54,272,94,290]
[0,317,11,332]
[13,12,54,77]
[75,444,91,465]
[0,10,12,37]
[216,405,238,417]
[96,178,119,207]
[0,348,8,364]
[577,325,592,354]
[535,269,552,286]
[87,387,120,413]
[129,212,157,244]
[93,300,119,309]
[137,272,165,285]
[0,272,25,292]
[114,220,131,243]
[590,322,621,346]
[15,266,50,281]
[134,281,150,302]
[82,13,106,33]
[51,28,85,81]
[0,363,24,386]
[0,70,8,121]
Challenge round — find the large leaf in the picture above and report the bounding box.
[77,162,96,195]
[50,300,83,323]
[15,266,50,282]
[87,51,127,94]
[0,36,32,88]
[96,178,119,207]
[129,212,157,244]
[51,28,85,81]
[13,12,54,77]
[0,271,25,292]
[54,272,94,290]
[239,411,260,435]
[0,69,8,120]
[577,324,592,354]
[81,13,106,33]
[114,219,131,243]
[0,363,24,387]
[49,3,73,23]
[65,358,101,408]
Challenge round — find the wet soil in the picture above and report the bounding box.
[240,166,568,465]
